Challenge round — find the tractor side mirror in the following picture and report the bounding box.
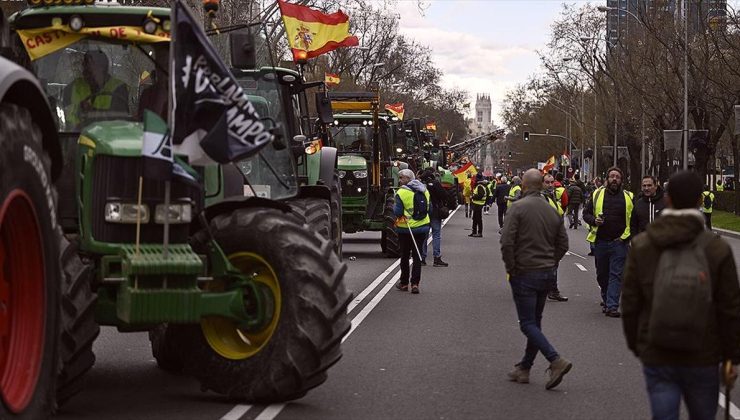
[293,134,307,143]
[230,30,256,70]
[315,91,334,124]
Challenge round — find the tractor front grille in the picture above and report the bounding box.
[340,171,368,197]
[91,155,202,245]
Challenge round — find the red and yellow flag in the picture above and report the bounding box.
[385,103,404,120]
[542,155,556,174]
[325,72,341,86]
[278,0,359,63]
[452,161,477,184]
[425,121,437,131]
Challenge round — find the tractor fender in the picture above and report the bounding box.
[197,196,292,230]
[318,146,338,186]
[0,56,62,180]
[297,185,331,202]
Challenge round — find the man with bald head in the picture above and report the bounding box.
[501,168,572,390]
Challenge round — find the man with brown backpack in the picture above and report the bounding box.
[622,170,740,419]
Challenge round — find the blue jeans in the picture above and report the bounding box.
[643,365,719,420]
[421,217,442,260]
[509,269,559,369]
[593,239,628,310]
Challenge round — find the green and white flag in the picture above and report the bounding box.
[142,110,199,186]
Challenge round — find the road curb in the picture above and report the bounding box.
[713,227,740,240]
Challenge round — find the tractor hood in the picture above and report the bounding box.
[337,154,367,170]
[80,121,143,157]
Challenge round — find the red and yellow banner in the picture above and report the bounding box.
[17,25,170,60]
[452,161,477,184]
[325,72,341,86]
[542,155,556,174]
[278,0,359,63]
[425,121,437,131]
[385,103,404,120]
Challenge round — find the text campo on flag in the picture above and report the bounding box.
[180,54,270,147]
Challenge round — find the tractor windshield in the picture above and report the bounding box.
[31,39,165,133]
[233,70,298,201]
[330,124,374,152]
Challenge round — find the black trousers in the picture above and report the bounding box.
[497,204,507,228]
[471,203,484,234]
[399,230,428,286]
[704,213,713,230]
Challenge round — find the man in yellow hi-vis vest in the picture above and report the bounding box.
[393,169,431,294]
[470,173,488,237]
[701,185,715,230]
[64,50,129,130]
[543,173,568,302]
[716,179,725,192]
[506,176,522,208]
[582,167,635,318]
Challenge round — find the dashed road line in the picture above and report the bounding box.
[575,263,588,272]
[253,403,286,420]
[220,405,251,420]
[718,393,740,419]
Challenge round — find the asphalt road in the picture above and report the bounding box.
[57,207,740,420]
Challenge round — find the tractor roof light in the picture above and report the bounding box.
[294,49,308,64]
[142,18,158,34]
[69,15,84,31]
[162,19,171,31]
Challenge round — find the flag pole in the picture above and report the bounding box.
[135,176,144,257]
[162,181,171,259]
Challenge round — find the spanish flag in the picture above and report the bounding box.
[542,155,556,174]
[325,72,341,86]
[452,161,477,184]
[385,103,404,120]
[278,0,359,63]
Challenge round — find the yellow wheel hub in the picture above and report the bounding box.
[201,252,281,360]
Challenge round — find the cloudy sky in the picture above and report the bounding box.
[395,0,590,125]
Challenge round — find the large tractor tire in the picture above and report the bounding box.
[56,238,98,405]
[0,103,61,418]
[173,207,352,402]
[286,197,331,244]
[328,170,343,259]
[381,194,400,257]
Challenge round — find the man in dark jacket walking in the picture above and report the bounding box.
[501,169,572,390]
[631,175,667,234]
[622,170,740,420]
[420,169,449,267]
[494,176,511,229]
[566,174,586,229]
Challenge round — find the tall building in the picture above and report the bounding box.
[470,93,493,136]
[605,0,726,46]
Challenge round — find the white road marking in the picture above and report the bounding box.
[233,205,462,420]
[566,251,588,260]
[575,263,588,272]
[254,403,286,420]
[220,405,251,420]
[718,393,740,419]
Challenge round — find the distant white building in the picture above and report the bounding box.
[468,94,493,136]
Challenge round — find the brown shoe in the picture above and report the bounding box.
[507,365,530,384]
[411,285,420,294]
[395,282,409,292]
[545,357,573,390]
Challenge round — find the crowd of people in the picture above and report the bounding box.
[391,164,740,419]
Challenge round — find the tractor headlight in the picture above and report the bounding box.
[105,203,150,224]
[338,170,346,179]
[155,203,193,224]
[353,170,368,179]
[69,15,84,32]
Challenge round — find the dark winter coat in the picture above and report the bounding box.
[422,176,448,220]
[567,181,586,206]
[494,183,511,206]
[630,188,668,234]
[622,209,740,366]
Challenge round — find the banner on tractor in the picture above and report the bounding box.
[17,25,170,60]
[170,0,272,165]
[385,103,404,120]
[278,0,359,62]
[325,72,341,86]
[141,110,199,186]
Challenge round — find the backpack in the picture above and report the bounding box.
[703,192,712,209]
[647,232,716,351]
[411,190,429,221]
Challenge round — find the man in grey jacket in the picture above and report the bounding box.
[500,168,572,390]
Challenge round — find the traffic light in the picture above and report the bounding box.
[523,131,530,142]
[508,151,512,159]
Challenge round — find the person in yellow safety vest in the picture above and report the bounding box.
[582,166,635,318]
[484,177,495,215]
[554,172,569,210]
[463,173,473,218]
[506,176,522,208]
[701,185,715,230]
[470,173,488,237]
[716,179,725,192]
[542,173,568,302]
[393,169,430,294]
[64,50,129,130]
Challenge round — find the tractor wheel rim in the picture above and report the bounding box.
[201,252,281,360]
[0,189,45,413]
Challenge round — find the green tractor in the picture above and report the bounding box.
[3,2,351,417]
[320,91,406,257]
